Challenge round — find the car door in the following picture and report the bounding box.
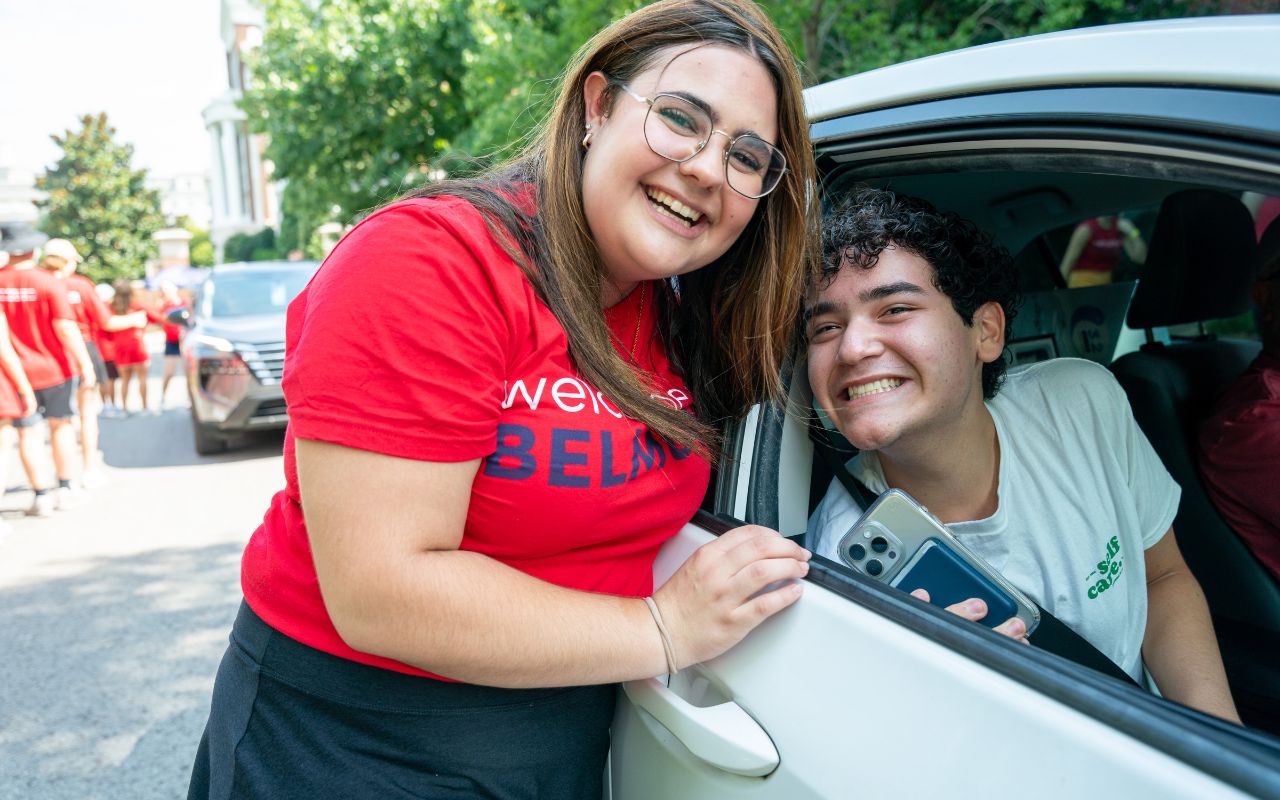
[610,407,1280,799]
[609,17,1280,799]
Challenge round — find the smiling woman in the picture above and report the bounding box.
[184,1,819,798]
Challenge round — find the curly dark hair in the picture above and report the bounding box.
[817,186,1021,399]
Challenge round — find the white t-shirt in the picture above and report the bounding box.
[808,358,1180,682]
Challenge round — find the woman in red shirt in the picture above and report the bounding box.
[188,2,816,797]
[105,280,159,414]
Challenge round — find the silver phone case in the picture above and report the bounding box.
[836,489,1041,634]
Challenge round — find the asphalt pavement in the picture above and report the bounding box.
[0,334,286,799]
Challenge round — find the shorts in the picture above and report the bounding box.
[104,361,119,381]
[164,340,181,357]
[86,342,109,385]
[188,602,614,800]
[14,378,79,426]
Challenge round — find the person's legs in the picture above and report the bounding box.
[0,421,11,537]
[77,381,100,474]
[15,411,52,517]
[47,417,77,482]
[118,368,133,413]
[136,362,151,411]
[77,381,106,486]
[161,341,181,406]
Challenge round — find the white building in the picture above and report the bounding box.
[202,0,279,259]
[0,146,42,225]
[146,172,213,229]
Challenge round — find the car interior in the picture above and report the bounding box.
[740,151,1280,735]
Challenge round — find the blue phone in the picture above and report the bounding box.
[889,538,1020,629]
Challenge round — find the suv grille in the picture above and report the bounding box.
[235,341,287,385]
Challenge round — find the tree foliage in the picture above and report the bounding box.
[179,216,216,267]
[242,0,475,225]
[455,0,639,162]
[36,113,164,284]
[223,228,279,263]
[760,0,1258,86]
[243,0,1259,240]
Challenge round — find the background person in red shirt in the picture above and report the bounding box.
[156,279,188,408]
[0,253,37,539]
[0,243,96,516]
[104,279,159,414]
[40,239,146,485]
[1198,216,1280,580]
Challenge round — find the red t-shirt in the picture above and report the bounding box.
[62,272,112,342]
[0,268,78,390]
[1073,218,1125,274]
[241,196,712,679]
[1198,352,1280,581]
[161,301,187,343]
[102,303,154,366]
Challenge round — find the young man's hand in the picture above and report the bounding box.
[909,588,1029,643]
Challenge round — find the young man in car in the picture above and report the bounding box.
[805,187,1239,722]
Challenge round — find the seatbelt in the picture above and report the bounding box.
[808,422,1140,687]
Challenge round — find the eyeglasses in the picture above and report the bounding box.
[611,82,786,199]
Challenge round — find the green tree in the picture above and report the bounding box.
[455,0,639,162]
[36,112,164,284]
[223,228,279,262]
[178,216,216,267]
[763,0,1261,87]
[242,0,475,225]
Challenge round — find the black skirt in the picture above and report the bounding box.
[188,601,615,799]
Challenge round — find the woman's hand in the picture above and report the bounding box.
[653,525,810,670]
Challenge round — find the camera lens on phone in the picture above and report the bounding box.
[866,559,883,576]
[871,536,889,554]
[847,543,866,561]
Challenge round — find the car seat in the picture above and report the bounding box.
[1109,189,1280,634]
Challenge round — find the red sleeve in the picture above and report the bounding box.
[283,198,514,462]
[83,284,113,332]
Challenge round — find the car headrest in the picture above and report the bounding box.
[1126,189,1259,329]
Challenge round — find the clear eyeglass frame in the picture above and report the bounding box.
[610,81,786,200]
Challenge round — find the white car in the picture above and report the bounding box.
[610,15,1280,799]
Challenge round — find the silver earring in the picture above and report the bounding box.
[582,128,594,149]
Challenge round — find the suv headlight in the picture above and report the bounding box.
[189,334,253,415]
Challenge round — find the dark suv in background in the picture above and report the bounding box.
[182,260,318,454]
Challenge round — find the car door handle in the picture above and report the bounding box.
[621,677,780,777]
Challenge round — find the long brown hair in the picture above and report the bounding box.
[408,0,818,454]
[111,279,133,316]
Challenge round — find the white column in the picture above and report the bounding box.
[220,120,243,222]
[208,124,227,220]
[247,131,265,225]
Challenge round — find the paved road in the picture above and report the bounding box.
[0,347,286,800]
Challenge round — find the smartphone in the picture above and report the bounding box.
[835,489,1040,635]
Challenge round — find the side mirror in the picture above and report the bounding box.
[166,307,193,328]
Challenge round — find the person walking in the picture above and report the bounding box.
[0,255,36,539]
[39,239,146,485]
[187,1,818,797]
[104,279,158,415]
[0,241,97,515]
[156,280,188,409]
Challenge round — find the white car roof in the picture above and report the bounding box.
[805,15,1280,123]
